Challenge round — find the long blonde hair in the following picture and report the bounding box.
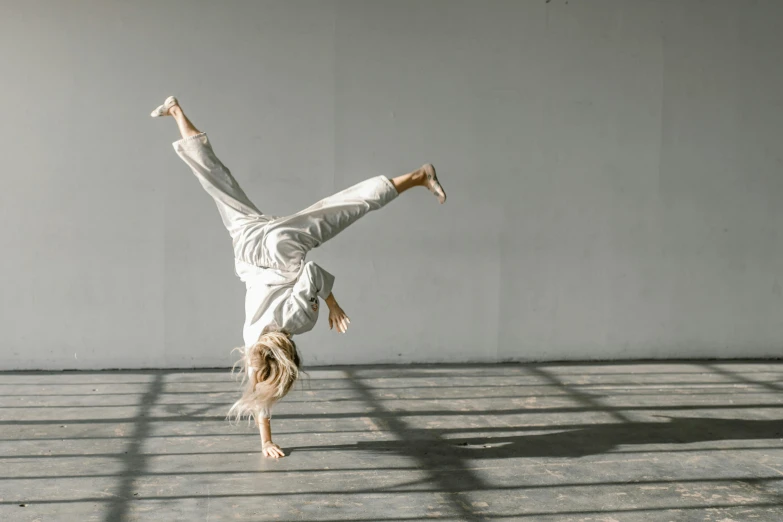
[229,325,301,423]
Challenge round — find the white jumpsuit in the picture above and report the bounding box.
[173,133,399,347]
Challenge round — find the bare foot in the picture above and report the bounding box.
[150,96,179,118]
[422,164,446,204]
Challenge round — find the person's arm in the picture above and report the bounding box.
[279,262,336,333]
[258,417,285,458]
[325,292,350,333]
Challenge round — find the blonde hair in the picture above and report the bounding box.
[228,325,301,423]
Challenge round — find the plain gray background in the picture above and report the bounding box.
[1,0,780,370]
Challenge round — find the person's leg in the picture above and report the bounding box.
[262,166,446,268]
[151,96,267,257]
[170,104,202,140]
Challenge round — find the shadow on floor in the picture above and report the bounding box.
[291,416,783,460]
[2,361,781,521]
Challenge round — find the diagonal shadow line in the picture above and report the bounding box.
[5,473,783,489]
[103,372,165,522]
[4,402,782,427]
[3,442,783,459]
[343,369,486,522]
[0,360,778,376]
[3,386,774,409]
[526,365,633,423]
[702,363,783,393]
[4,497,783,517]
[2,476,782,505]
[2,378,776,396]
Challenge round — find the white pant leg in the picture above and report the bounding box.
[261,176,398,269]
[173,133,270,262]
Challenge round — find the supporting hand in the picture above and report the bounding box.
[258,417,284,458]
[262,440,285,458]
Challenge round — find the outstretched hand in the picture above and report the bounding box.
[329,305,350,333]
[326,295,350,333]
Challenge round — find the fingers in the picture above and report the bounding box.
[336,315,348,333]
[329,312,351,333]
[269,448,284,458]
[262,444,285,458]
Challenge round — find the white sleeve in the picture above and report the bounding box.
[279,262,335,332]
[304,261,335,300]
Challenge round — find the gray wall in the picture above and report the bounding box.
[1,0,781,370]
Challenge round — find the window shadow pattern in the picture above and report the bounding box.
[0,361,781,521]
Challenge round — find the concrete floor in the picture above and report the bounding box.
[0,362,781,521]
